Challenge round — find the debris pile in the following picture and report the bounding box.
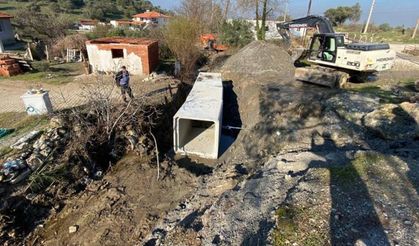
[0,96,164,244]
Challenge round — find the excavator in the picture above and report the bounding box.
[277,15,396,88]
[200,34,228,53]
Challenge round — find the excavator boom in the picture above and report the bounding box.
[277,15,335,40]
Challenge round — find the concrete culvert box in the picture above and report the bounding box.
[173,72,223,159]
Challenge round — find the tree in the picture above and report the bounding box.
[350,3,361,23]
[178,0,224,32]
[163,17,202,83]
[13,8,73,43]
[378,23,391,32]
[237,0,285,40]
[324,4,362,26]
[219,20,254,47]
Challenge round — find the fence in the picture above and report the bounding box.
[0,75,178,114]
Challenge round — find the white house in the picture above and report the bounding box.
[0,12,15,45]
[132,10,169,27]
[79,19,100,31]
[240,19,284,40]
[110,20,144,30]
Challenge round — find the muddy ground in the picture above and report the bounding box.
[27,155,198,245]
[1,47,419,245]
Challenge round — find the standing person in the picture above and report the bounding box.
[115,66,134,102]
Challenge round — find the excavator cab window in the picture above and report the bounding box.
[309,35,337,63]
[323,36,336,62]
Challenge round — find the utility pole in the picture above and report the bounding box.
[363,0,376,34]
[306,0,312,16]
[412,18,419,39]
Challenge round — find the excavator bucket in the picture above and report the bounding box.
[294,67,349,88]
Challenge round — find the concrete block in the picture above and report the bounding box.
[173,72,223,159]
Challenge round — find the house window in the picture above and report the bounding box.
[111,49,124,58]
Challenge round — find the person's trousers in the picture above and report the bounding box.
[120,85,134,101]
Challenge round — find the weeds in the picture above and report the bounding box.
[273,205,328,246]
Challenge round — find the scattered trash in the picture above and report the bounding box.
[0,159,31,184]
[68,225,78,234]
[0,128,14,139]
[11,131,42,150]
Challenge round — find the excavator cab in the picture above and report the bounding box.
[308,34,344,63]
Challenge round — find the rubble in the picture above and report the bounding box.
[10,131,42,150]
[0,128,13,139]
[0,159,30,184]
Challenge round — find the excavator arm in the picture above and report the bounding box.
[276,15,335,41]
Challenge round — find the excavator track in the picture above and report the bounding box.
[295,66,349,88]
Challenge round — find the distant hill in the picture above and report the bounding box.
[0,0,167,21]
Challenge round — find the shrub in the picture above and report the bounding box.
[163,17,202,83]
[32,61,50,72]
[378,23,392,32]
[219,20,254,48]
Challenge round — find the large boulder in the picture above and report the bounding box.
[221,40,295,87]
[363,104,418,140]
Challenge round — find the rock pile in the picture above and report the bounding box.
[0,117,70,184]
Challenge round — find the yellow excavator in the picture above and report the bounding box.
[277,15,396,88]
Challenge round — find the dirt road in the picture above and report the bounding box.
[0,75,171,113]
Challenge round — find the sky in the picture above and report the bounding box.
[150,0,419,27]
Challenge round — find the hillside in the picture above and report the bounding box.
[0,0,165,22]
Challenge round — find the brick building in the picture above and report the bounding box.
[86,37,159,75]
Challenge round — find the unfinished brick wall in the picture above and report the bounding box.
[86,38,159,75]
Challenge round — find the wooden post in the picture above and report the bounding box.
[45,45,49,61]
[412,18,419,39]
[27,43,33,61]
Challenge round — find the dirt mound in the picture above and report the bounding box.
[221,40,295,87]
[219,41,297,142]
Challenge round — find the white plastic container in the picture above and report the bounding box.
[21,91,53,115]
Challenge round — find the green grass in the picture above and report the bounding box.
[0,1,27,15]
[0,62,85,84]
[336,26,419,44]
[0,1,85,21]
[349,77,417,104]
[273,206,327,246]
[349,86,403,104]
[0,112,48,151]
